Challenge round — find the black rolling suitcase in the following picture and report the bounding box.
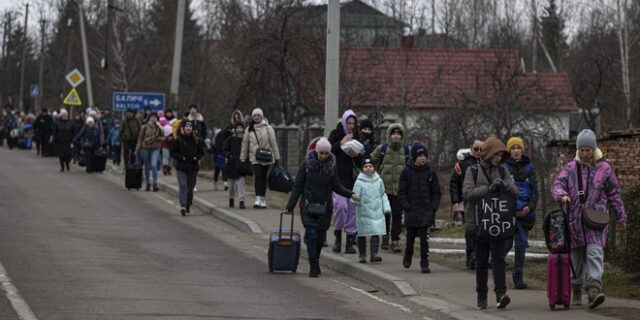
[93,147,108,173]
[125,155,143,190]
[268,211,301,273]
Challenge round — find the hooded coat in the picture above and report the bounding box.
[328,109,363,190]
[286,151,354,230]
[551,149,626,248]
[398,161,442,228]
[240,120,280,165]
[218,110,245,150]
[170,133,205,173]
[52,119,74,158]
[370,123,408,195]
[462,138,519,232]
[352,172,390,236]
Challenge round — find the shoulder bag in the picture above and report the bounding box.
[576,164,609,230]
[253,127,273,163]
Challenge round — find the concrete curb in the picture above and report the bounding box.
[430,237,546,249]
[300,248,417,297]
[156,180,262,234]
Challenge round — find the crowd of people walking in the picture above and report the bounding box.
[0,105,628,311]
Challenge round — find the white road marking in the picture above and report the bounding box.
[0,261,39,320]
[333,280,412,313]
[154,193,177,207]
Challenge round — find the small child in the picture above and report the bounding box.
[223,122,248,209]
[107,121,121,166]
[351,158,390,263]
[397,144,441,273]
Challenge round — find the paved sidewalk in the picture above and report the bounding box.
[110,165,640,320]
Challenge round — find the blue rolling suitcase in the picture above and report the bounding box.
[268,211,301,273]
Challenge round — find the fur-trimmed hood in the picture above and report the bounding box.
[304,150,336,176]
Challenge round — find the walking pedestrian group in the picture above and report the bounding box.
[1,103,628,313]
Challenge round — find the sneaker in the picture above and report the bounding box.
[588,288,605,309]
[153,183,159,192]
[496,294,511,309]
[180,207,186,216]
[572,288,582,306]
[477,295,488,310]
[259,197,268,209]
[402,253,412,269]
[253,197,261,208]
[193,186,197,192]
[390,240,402,253]
[224,181,229,191]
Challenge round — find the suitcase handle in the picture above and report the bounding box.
[279,210,295,241]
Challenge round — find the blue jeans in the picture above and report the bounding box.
[505,223,528,274]
[304,226,327,260]
[140,148,160,184]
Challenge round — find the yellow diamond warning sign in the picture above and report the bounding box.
[65,68,85,88]
[63,88,82,106]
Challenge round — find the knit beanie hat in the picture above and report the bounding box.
[362,158,374,168]
[159,117,168,126]
[411,143,428,160]
[315,137,331,153]
[576,129,597,150]
[252,108,264,117]
[360,119,374,130]
[85,117,94,125]
[506,137,524,151]
[59,109,68,116]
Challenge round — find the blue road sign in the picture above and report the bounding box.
[112,92,165,112]
[30,84,39,97]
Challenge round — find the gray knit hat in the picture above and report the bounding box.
[576,129,597,150]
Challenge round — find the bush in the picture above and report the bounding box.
[610,182,640,275]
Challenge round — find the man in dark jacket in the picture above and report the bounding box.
[34,108,54,156]
[171,121,205,216]
[449,138,484,269]
[398,144,441,274]
[120,109,142,166]
[503,137,538,290]
[286,138,357,277]
[328,109,363,254]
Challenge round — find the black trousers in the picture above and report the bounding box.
[405,227,430,266]
[385,194,403,240]
[253,164,270,197]
[465,230,477,262]
[122,140,136,166]
[475,238,507,296]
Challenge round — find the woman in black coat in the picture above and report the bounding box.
[286,137,358,277]
[52,109,74,171]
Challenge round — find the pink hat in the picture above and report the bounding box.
[157,111,164,118]
[159,117,168,126]
[315,138,331,153]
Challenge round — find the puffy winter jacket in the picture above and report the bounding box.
[398,162,442,228]
[240,120,280,165]
[352,172,390,236]
[170,134,205,172]
[370,123,408,196]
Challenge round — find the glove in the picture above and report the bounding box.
[489,180,501,193]
[181,156,187,161]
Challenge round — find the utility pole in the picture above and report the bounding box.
[18,3,28,113]
[170,0,186,107]
[76,0,94,108]
[37,19,45,111]
[531,0,538,72]
[324,0,340,137]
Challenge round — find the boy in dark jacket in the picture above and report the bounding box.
[223,122,248,209]
[171,121,205,216]
[397,144,441,274]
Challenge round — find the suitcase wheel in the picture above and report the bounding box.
[549,304,556,310]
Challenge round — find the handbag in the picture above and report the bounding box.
[304,200,326,219]
[473,166,516,241]
[94,147,108,157]
[81,138,93,148]
[253,129,273,162]
[576,165,609,230]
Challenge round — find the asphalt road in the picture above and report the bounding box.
[0,147,445,320]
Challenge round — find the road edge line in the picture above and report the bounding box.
[0,261,39,320]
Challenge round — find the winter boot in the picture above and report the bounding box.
[145,183,151,192]
[496,292,511,309]
[572,287,582,306]
[357,237,367,263]
[332,230,342,253]
[512,272,528,289]
[477,294,488,310]
[309,258,320,278]
[239,201,245,209]
[229,199,235,208]
[344,234,357,254]
[153,183,159,192]
[370,236,382,263]
[587,287,605,309]
[381,234,390,250]
[403,249,413,269]
[420,260,431,273]
[180,207,186,216]
[390,240,402,253]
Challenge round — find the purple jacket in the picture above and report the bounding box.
[551,151,626,248]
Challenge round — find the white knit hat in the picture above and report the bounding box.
[251,108,264,117]
[85,117,94,124]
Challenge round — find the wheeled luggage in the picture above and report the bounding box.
[547,252,571,310]
[544,205,573,310]
[93,153,108,173]
[268,211,300,273]
[125,156,143,190]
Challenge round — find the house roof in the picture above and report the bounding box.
[302,0,405,29]
[338,48,577,112]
